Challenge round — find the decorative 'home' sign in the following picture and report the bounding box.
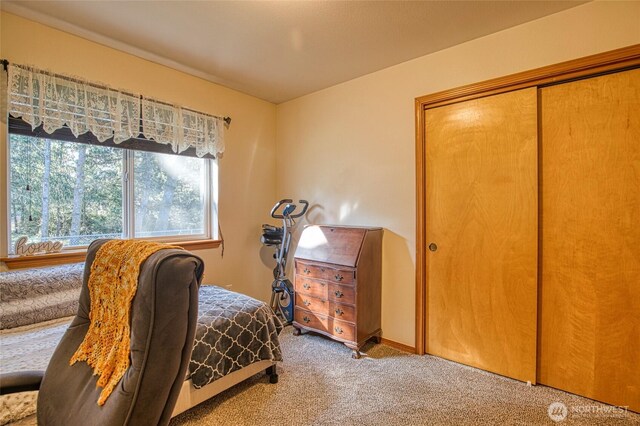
[15,236,64,256]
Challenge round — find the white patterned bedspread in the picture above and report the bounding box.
[0,317,71,425]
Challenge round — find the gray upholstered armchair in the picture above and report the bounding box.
[0,239,204,426]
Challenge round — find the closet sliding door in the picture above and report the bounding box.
[539,69,640,411]
[424,88,538,384]
[418,47,640,411]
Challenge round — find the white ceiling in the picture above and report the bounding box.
[2,1,586,104]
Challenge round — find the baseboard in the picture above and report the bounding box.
[380,337,416,354]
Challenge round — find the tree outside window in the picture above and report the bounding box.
[8,134,213,253]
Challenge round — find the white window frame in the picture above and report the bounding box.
[5,132,218,255]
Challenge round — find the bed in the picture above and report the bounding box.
[0,264,283,424]
[172,285,283,417]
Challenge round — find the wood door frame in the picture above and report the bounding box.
[414,44,640,355]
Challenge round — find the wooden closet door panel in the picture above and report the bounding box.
[539,69,640,411]
[425,88,538,383]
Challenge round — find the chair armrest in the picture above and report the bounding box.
[0,370,44,395]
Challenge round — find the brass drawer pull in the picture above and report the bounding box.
[303,267,310,274]
[303,283,310,290]
[334,274,344,281]
[335,308,343,316]
[334,326,343,334]
[303,300,311,306]
[303,316,311,323]
[334,290,343,298]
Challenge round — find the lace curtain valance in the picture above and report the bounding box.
[7,64,226,158]
[141,98,225,158]
[8,65,140,143]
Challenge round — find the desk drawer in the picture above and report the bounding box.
[296,261,355,285]
[295,308,356,342]
[328,283,355,304]
[295,262,327,280]
[295,278,356,305]
[295,277,327,300]
[295,295,356,323]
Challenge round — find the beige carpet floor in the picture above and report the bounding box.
[171,327,639,426]
[4,325,638,425]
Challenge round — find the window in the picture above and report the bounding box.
[8,133,218,254]
[5,63,225,259]
[133,151,207,239]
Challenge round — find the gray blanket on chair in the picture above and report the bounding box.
[189,285,284,388]
[0,263,83,329]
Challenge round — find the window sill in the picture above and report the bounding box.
[0,239,222,270]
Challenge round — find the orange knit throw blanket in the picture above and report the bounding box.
[70,239,181,405]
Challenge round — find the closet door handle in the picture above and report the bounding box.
[428,243,438,252]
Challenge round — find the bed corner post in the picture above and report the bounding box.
[266,364,278,384]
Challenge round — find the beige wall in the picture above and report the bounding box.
[0,12,278,302]
[276,1,640,346]
[2,2,639,347]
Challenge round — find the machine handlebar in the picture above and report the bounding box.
[270,199,292,218]
[291,200,309,218]
[270,199,309,219]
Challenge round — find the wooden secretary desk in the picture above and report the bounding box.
[292,225,382,358]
